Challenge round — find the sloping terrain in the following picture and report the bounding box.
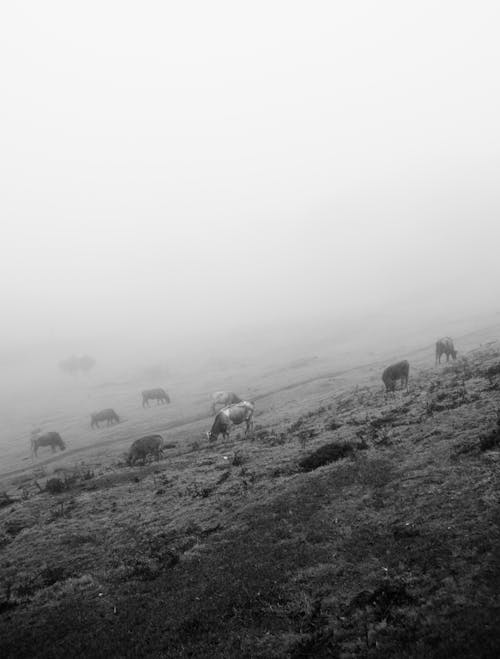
[1,341,500,657]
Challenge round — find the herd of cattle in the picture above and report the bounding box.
[29,337,458,464]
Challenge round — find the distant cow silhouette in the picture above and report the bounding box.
[90,408,120,429]
[31,431,66,458]
[207,401,255,442]
[211,391,242,415]
[435,337,457,365]
[127,434,164,465]
[142,388,170,407]
[382,360,410,393]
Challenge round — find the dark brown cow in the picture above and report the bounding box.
[142,388,170,407]
[127,435,164,465]
[211,391,242,414]
[207,401,255,442]
[382,360,410,392]
[435,337,457,365]
[30,431,66,458]
[90,408,120,429]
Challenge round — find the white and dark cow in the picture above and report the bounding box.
[382,360,410,393]
[142,388,170,407]
[90,408,120,429]
[211,391,242,415]
[127,434,164,465]
[30,431,66,458]
[435,337,457,365]
[207,401,255,442]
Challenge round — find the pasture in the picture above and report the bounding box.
[1,319,500,657]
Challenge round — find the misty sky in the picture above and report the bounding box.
[1,1,499,355]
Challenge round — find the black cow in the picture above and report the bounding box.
[207,401,255,442]
[127,435,164,465]
[211,391,242,414]
[382,360,410,392]
[31,431,66,458]
[90,408,120,429]
[142,388,170,407]
[435,337,457,365]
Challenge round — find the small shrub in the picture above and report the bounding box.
[45,478,66,494]
[40,566,66,587]
[374,427,392,446]
[4,519,27,537]
[232,450,248,467]
[326,419,342,431]
[186,482,213,498]
[289,417,304,433]
[0,492,15,508]
[479,432,500,452]
[479,413,500,451]
[298,442,354,472]
[485,363,500,382]
[346,577,414,620]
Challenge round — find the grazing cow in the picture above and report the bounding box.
[90,408,120,429]
[142,388,170,407]
[382,360,410,393]
[127,434,164,465]
[31,431,66,458]
[211,391,242,414]
[207,401,255,442]
[435,337,457,365]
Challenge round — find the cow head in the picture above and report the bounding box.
[384,378,396,393]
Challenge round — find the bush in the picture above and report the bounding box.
[232,451,248,467]
[45,478,66,494]
[298,442,354,472]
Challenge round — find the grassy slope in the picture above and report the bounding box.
[1,336,500,657]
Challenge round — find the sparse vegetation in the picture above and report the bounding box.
[1,339,500,657]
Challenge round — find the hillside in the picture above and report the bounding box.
[1,334,500,657]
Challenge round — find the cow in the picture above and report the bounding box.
[127,434,164,466]
[142,388,170,407]
[435,337,457,365]
[207,401,255,442]
[90,408,120,429]
[382,360,410,393]
[211,391,242,415]
[30,431,66,458]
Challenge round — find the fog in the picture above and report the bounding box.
[1,1,500,379]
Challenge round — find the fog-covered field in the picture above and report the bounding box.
[1,310,498,476]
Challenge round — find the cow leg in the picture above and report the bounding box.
[245,417,254,438]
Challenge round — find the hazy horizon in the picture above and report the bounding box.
[2,1,500,370]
